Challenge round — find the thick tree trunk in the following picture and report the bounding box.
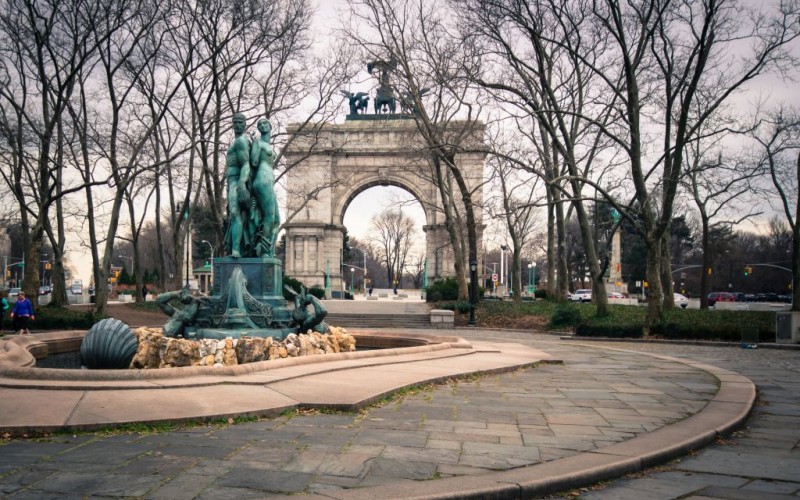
[546,195,556,297]
[792,152,800,311]
[572,197,608,316]
[511,245,521,301]
[660,231,675,310]
[644,238,664,332]
[555,194,569,301]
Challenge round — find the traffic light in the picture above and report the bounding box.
[744,266,749,276]
[707,267,713,276]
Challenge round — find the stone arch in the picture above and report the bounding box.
[333,177,432,228]
[282,119,485,297]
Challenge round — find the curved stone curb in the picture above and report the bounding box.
[0,330,470,381]
[307,342,756,500]
[0,331,558,435]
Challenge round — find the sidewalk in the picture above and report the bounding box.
[0,329,765,498]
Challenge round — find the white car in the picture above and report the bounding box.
[570,289,592,303]
[674,293,689,309]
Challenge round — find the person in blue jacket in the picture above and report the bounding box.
[10,290,34,335]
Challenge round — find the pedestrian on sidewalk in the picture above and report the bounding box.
[10,290,34,335]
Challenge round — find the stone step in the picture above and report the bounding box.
[325,314,431,329]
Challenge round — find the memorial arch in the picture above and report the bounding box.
[283,119,485,294]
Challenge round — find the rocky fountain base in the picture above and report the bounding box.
[79,318,356,370]
[130,326,356,369]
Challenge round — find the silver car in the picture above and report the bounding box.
[674,293,689,309]
[570,289,592,303]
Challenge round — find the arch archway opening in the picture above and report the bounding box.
[343,185,427,292]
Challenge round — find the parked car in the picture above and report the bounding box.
[607,291,625,299]
[707,291,735,307]
[39,285,52,295]
[7,287,21,303]
[70,283,82,295]
[570,289,592,303]
[674,293,689,309]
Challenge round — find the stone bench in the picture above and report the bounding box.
[430,309,454,329]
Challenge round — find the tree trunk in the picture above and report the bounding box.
[700,217,710,309]
[660,231,675,310]
[431,157,468,301]
[546,194,556,297]
[644,238,664,332]
[511,245,521,302]
[572,195,608,317]
[792,152,800,312]
[555,193,569,300]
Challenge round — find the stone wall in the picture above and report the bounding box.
[130,327,356,369]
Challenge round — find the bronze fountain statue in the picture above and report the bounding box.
[155,113,329,340]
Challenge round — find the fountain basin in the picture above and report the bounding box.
[0,330,557,434]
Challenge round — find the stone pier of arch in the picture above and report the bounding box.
[282,119,486,293]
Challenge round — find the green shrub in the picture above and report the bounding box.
[575,324,643,338]
[33,304,103,330]
[426,278,459,302]
[308,286,325,299]
[549,303,581,328]
[438,302,472,313]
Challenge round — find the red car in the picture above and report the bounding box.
[707,292,735,307]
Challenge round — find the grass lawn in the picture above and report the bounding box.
[463,300,776,341]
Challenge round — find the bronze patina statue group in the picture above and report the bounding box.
[226,113,280,258]
[151,113,328,340]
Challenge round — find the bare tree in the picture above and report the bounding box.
[457,0,622,314]
[683,137,763,309]
[369,209,417,286]
[0,0,140,305]
[485,149,544,300]
[344,0,488,302]
[750,109,800,311]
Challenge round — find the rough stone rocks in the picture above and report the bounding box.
[131,328,166,369]
[236,336,268,364]
[162,338,200,367]
[125,327,356,369]
[223,338,238,366]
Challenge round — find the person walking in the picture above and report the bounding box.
[10,290,34,335]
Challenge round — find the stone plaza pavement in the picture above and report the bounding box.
[0,329,797,499]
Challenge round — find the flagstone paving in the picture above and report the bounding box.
[0,330,796,498]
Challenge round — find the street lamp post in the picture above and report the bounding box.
[532,262,537,293]
[527,263,532,289]
[201,239,215,289]
[468,259,477,326]
[350,267,355,295]
[176,202,189,289]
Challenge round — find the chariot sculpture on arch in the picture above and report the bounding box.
[224,113,281,258]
